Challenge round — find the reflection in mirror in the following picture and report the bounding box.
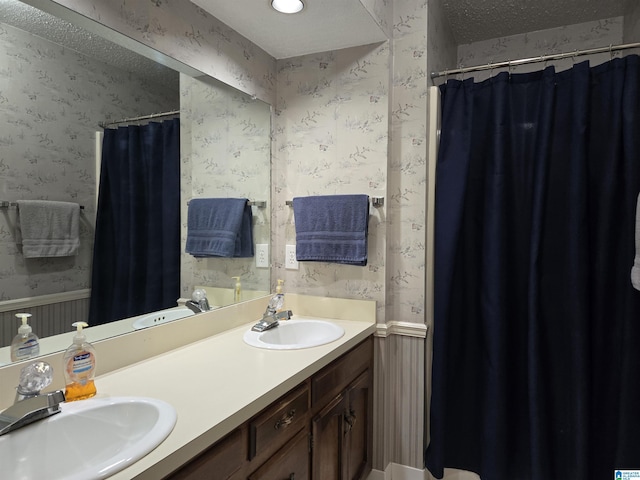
[0,0,271,365]
[180,75,271,307]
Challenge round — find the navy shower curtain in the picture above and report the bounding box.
[89,118,180,326]
[426,56,640,480]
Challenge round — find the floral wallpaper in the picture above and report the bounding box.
[179,74,271,300]
[272,43,390,320]
[51,0,277,105]
[0,19,177,301]
[624,0,640,43]
[457,17,625,82]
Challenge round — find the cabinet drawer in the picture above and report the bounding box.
[167,428,244,480]
[249,383,310,460]
[248,428,310,480]
[311,336,373,407]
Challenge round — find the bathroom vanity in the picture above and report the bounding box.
[41,294,378,480]
[167,336,373,480]
[0,295,375,479]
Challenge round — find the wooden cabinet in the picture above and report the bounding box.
[165,336,373,480]
[167,428,246,479]
[249,383,310,461]
[248,428,310,480]
[311,369,372,480]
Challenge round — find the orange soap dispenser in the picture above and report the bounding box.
[63,321,97,401]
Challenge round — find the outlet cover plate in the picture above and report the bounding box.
[256,244,269,268]
[285,244,299,270]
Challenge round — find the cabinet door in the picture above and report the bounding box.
[248,428,310,480]
[343,370,372,480]
[166,428,245,480]
[311,393,348,480]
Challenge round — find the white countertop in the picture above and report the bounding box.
[102,314,375,478]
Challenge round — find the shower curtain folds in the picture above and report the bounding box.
[89,118,181,326]
[426,56,640,480]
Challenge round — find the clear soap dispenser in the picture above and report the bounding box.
[271,279,285,314]
[63,322,97,401]
[10,313,40,362]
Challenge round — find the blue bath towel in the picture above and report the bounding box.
[186,198,254,258]
[293,194,369,266]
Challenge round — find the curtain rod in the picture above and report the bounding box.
[430,42,640,80]
[99,110,180,128]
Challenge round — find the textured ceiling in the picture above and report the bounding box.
[1,0,629,77]
[190,0,627,58]
[443,0,627,44]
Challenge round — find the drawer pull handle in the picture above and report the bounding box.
[289,474,295,480]
[274,409,296,430]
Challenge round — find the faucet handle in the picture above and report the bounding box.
[17,362,53,396]
[276,310,293,321]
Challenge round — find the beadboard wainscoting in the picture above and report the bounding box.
[0,289,89,348]
[374,323,428,472]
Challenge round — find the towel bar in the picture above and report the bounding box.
[0,201,85,210]
[285,196,384,208]
[187,200,266,208]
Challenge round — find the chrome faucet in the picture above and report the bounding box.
[251,307,293,332]
[185,288,211,313]
[185,299,210,313]
[0,361,65,436]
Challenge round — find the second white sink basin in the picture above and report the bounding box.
[0,396,177,480]
[243,318,345,350]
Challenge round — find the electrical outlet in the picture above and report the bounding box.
[256,244,269,268]
[285,244,299,270]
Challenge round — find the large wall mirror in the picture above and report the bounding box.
[0,0,271,364]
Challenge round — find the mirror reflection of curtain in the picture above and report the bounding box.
[426,56,640,480]
[89,118,180,326]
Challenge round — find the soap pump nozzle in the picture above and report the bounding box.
[16,313,33,336]
[72,321,88,344]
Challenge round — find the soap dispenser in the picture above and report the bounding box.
[10,313,40,362]
[232,276,242,303]
[272,279,285,314]
[63,321,97,401]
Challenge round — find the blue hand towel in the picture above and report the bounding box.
[293,194,369,266]
[186,198,254,258]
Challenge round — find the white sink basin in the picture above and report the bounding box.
[243,319,345,350]
[132,307,194,330]
[0,396,177,480]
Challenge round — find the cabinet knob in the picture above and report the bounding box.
[274,409,296,430]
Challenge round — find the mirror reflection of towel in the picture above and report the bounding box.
[16,200,80,258]
[293,194,369,266]
[186,198,254,258]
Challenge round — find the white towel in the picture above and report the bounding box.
[16,200,80,258]
[632,193,640,290]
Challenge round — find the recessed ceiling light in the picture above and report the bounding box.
[271,0,304,14]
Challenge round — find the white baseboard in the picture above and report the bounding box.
[367,463,424,480]
[368,465,480,480]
